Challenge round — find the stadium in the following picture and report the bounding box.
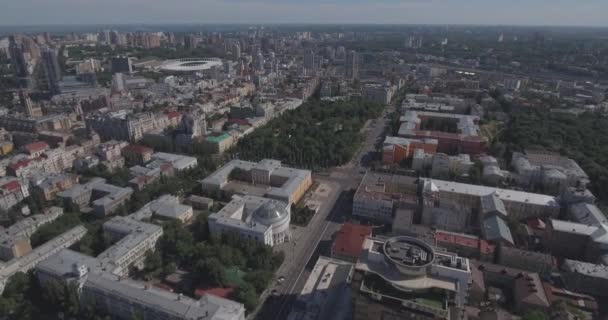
[158,58,223,73]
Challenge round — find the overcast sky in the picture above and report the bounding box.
[1,0,607,26]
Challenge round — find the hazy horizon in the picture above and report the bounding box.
[1,0,607,27]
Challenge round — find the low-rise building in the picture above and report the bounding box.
[288,256,354,320]
[561,259,608,297]
[352,172,418,223]
[208,195,291,247]
[130,194,194,223]
[412,150,473,178]
[57,177,133,217]
[0,225,86,294]
[331,223,373,262]
[202,133,235,154]
[121,144,154,165]
[421,178,560,221]
[201,159,312,205]
[382,136,437,165]
[31,173,79,201]
[0,207,63,260]
[512,151,589,193]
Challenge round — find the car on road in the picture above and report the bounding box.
[277,276,285,284]
[271,289,279,296]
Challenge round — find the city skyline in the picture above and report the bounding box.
[1,0,608,27]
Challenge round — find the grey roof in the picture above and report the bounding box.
[422,179,560,209]
[209,195,289,234]
[84,272,244,320]
[562,259,608,280]
[201,159,311,203]
[480,193,508,218]
[550,219,598,236]
[482,216,514,245]
[570,203,608,226]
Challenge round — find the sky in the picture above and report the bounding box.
[1,0,607,27]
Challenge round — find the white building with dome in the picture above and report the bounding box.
[208,195,291,247]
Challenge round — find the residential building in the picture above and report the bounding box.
[471,261,550,313]
[362,84,395,105]
[110,55,132,74]
[382,136,438,165]
[561,259,608,297]
[398,111,487,155]
[121,144,153,165]
[0,177,29,211]
[202,133,235,154]
[85,111,170,142]
[345,50,358,79]
[421,179,560,221]
[497,246,555,276]
[511,151,589,193]
[0,207,63,260]
[0,225,86,294]
[41,46,62,95]
[57,177,133,217]
[412,150,473,178]
[130,195,194,223]
[31,173,79,201]
[352,172,418,223]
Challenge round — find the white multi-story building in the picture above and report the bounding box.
[208,195,291,247]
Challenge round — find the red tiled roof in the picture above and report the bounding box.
[123,144,153,155]
[227,118,250,125]
[435,231,496,255]
[331,223,373,259]
[435,231,479,248]
[24,141,49,154]
[479,240,496,255]
[167,111,181,119]
[1,180,21,192]
[527,218,546,230]
[194,287,234,299]
[8,158,33,171]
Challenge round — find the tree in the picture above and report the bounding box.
[143,251,163,280]
[244,270,273,294]
[523,311,548,320]
[233,283,258,311]
[194,258,227,287]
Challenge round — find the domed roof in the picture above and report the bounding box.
[253,201,288,223]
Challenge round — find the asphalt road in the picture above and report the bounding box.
[251,104,394,320]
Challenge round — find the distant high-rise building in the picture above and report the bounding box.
[102,30,111,44]
[21,36,40,60]
[304,50,316,71]
[19,90,42,118]
[255,51,264,72]
[498,33,504,43]
[405,35,423,49]
[111,56,132,74]
[43,32,52,45]
[336,46,346,59]
[112,73,125,93]
[233,43,241,60]
[166,32,175,45]
[346,50,359,79]
[9,36,32,89]
[41,46,62,96]
[184,35,199,49]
